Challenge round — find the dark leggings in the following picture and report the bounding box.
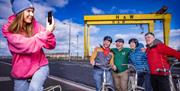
[151,75,171,91]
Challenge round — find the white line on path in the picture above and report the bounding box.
[0,77,11,81]
[48,75,95,91]
[0,61,95,91]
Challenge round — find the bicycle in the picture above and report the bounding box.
[122,64,144,91]
[94,63,115,91]
[44,85,62,91]
[156,60,180,91]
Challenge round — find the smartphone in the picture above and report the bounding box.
[48,11,52,24]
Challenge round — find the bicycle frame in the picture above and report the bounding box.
[169,62,180,91]
[102,69,107,86]
[44,85,62,91]
[156,61,180,91]
[101,68,115,91]
[94,63,115,91]
[122,64,144,91]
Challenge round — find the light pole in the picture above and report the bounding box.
[77,34,79,61]
[0,39,1,49]
[69,22,71,62]
[63,21,71,62]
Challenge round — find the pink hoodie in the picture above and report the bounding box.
[2,15,56,79]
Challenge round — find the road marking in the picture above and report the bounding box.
[0,77,11,81]
[48,75,95,91]
[0,61,11,82]
[0,61,11,66]
[0,61,96,91]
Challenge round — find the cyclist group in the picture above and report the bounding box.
[90,32,180,91]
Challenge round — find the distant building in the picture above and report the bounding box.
[46,53,69,59]
[45,53,83,61]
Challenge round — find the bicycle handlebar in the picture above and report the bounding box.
[94,62,112,70]
[170,62,180,71]
[122,64,136,70]
[156,68,169,72]
[156,62,180,73]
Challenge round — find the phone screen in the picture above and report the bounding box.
[48,11,52,24]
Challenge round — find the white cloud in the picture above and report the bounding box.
[119,9,143,14]
[57,20,100,56]
[170,29,180,37]
[89,36,102,55]
[0,0,13,19]
[0,0,101,56]
[0,40,10,56]
[153,29,180,39]
[110,6,117,12]
[0,0,76,56]
[33,0,69,8]
[92,7,105,14]
[115,33,144,40]
[129,25,144,30]
[154,29,180,50]
[32,2,85,56]
[170,39,180,50]
[113,29,180,50]
[0,49,11,56]
[46,0,69,8]
[1,1,179,57]
[0,0,68,20]
[0,19,7,26]
[89,25,101,34]
[48,18,91,56]
[107,6,144,14]
[114,33,146,47]
[0,40,7,49]
[115,34,129,39]
[34,3,56,25]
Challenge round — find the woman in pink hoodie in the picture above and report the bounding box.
[2,0,56,91]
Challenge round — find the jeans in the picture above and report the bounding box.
[137,72,152,91]
[14,65,49,91]
[151,75,170,91]
[93,68,114,91]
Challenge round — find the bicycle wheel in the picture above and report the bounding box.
[175,78,180,91]
[128,76,135,91]
[169,74,180,91]
[100,85,115,91]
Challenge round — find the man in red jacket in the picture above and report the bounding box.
[145,32,180,91]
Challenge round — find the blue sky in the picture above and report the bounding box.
[0,0,180,56]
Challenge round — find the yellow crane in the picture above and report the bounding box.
[84,13,171,58]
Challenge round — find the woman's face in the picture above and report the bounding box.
[129,42,136,49]
[23,8,34,23]
[103,40,111,48]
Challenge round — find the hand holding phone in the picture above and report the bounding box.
[46,11,55,32]
[48,11,52,25]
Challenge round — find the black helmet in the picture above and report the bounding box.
[103,36,112,43]
[128,38,139,47]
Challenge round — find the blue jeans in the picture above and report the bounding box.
[137,72,152,91]
[93,68,114,91]
[14,65,49,91]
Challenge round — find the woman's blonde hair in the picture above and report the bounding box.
[8,11,34,37]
